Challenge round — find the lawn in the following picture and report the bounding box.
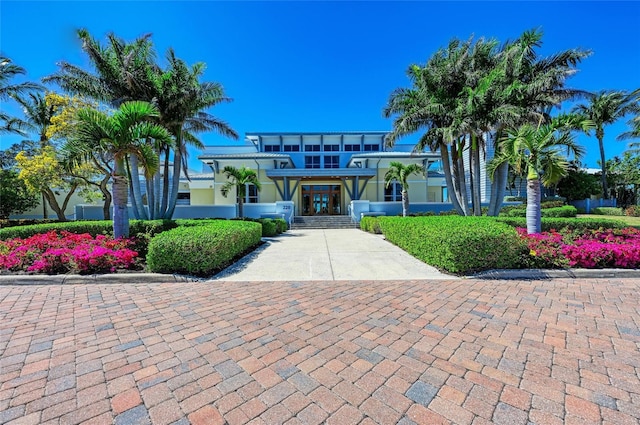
[579,214,640,228]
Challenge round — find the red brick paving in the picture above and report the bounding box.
[1,278,640,424]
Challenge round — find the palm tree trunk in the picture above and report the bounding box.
[401,190,409,217]
[439,144,464,215]
[526,177,542,234]
[238,197,244,218]
[99,175,112,220]
[161,151,171,218]
[147,175,155,219]
[112,158,130,239]
[164,129,183,219]
[472,140,482,216]
[128,154,148,219]
[452,143,471,216]
[598,135,609,199]
[488,162,508,216]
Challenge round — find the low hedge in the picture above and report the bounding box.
[496,217,628,231]
[591,207,624,216]
[257,218,277,237]
[503,205,576,218]
[146,220,262,277]
[378,216,526,274]
[360,216,382,234]
[625,206,640,217]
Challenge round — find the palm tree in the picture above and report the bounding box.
[490,114,592,234]
[70,101,171,238]
[384,162,424,217]
[572,90,639,198]
[220,166,261,218]
[0,57,44,135]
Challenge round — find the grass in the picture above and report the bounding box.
[578,214,640,228]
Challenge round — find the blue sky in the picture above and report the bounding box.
[2,1,639,171]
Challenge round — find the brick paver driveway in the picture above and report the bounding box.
[1,278,639,425]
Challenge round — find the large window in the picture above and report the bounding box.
[238,184,258,203]
[284,145,300,152]
[304,144,321,152]
[364,144,380,152]
[324,144,339,151]
[324,155,339,169]
[264,144,280,152]
[344,144,361,152]
[305,155,321,169]
[384,182,402,202]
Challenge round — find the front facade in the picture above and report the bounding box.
[197,131,448,217]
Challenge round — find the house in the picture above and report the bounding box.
[196,131,450,221]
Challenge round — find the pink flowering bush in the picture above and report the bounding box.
[519,227,640,269]
[0,231,139,274]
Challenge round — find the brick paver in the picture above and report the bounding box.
[1,278,639,424]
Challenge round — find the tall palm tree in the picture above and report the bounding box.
[220,166,261,218]
[384,161,424,217]
[490,114,592,234]
[572,90,639,198]
[70,101,171,238]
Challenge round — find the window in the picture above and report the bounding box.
[324,144,339,151]
[384,182,402,202]
[344,144,361,152]
[284,145,300,152]
[264,144,280,152]
[304,144,320,152]
[177,192,191,205]
[305,155,321,169]
[364,144,380,152]
[324,155,339,169]
[238,184,258,203]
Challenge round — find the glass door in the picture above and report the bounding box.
[301,185,341,215]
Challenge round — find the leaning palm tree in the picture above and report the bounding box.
[490,114,592,234]
[384,161,424,217]
[220,166,261,218]
[71,101,171,238]
[572,90,639,198]
[0,57,44,134]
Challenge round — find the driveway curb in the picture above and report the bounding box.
[0,272,204,285]
[469,268,640,279]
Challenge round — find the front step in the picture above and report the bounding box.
[292,216,357,229]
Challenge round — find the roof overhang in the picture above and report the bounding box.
[266,168,376,179]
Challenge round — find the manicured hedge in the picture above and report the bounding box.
[146,220,262,277]
[591,207,624,216]
[360,216,382,234]
[504,205,577,218]
[378,216,526,274]
[0,219,176,240]
[496,217,627,231]
[625,206,640,217]
[257,219,277,237]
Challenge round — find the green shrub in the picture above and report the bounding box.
[274,218,288,233]
[378,216,526,274]
[496,217,627,231]
[258,219,277,237]
[0,219,60,229]
[541,200,566,208]
[591,207,624,216]
[505,205,577,218]
[360,216,382,234]
[147,220,262,277]
[0,220,113,240]
[625,205,640,217]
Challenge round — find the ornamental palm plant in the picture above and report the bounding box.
[0,57,44,135]
[572,90,640,198]
[220,166,261,218]
[490,114,592,234]
[384,162,424,217]
[69,101,171,238]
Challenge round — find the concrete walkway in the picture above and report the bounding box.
[212,229,455,281]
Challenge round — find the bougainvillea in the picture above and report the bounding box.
[519,227,640,269]
[0,231,138,274]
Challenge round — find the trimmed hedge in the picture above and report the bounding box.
[146,220,262,277]
[0,220,176,241]
[378,216,526,274]
[503,205,576,218]
[360,216,382,234]
[496,217,628,231]
[625,206,640,217]
[591,207,624,216]
[257,218,277,237]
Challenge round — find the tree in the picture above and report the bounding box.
[572,90,640,198]
[220,166,261,218]
[490,114,591,234]
[0,170,39,218]
[69,101,171,238]
[555,162,600,202]
[606,153,640,207]
[45,30,238,220]
[384,162,424,217]
[0,56,43,135]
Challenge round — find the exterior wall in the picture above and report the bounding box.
[190,189,214,205]
[12,190,100,220]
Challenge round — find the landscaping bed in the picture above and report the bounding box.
[0,217,287,278]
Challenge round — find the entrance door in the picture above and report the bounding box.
[301,185,341,215]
